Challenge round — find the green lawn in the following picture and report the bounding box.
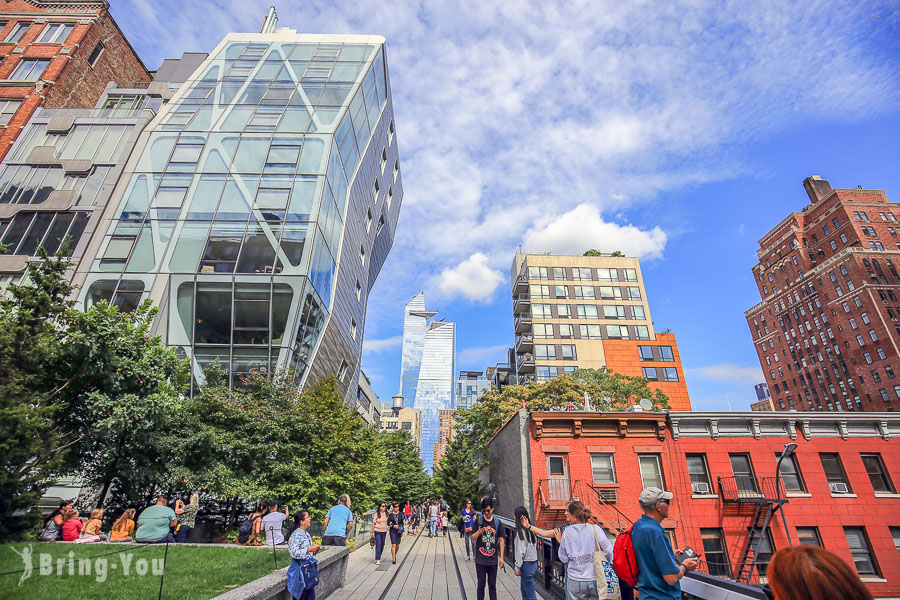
[0,542,293,600]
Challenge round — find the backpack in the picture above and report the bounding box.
[612,525,638,587]
[237,514,259,543]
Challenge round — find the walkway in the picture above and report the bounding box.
[331,529,535,600]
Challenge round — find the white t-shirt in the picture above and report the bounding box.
[558,523,614,582]
[261,511,287,545]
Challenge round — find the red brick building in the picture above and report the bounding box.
[0,0,149,161]
[488,409,900,597]
[746,176,900,413]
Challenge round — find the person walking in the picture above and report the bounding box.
[557,501,614,600]
[441,511,449,536]
[176,493,200,543]
[428,500,439,538]
[403,500,412,527]
[460,499,476,560]
[287,510,322,600]
[631,488,698,600]
[372,503,389,565]
[387,502,404,564]
[513,507,539,600]
[322,494,354,546]
[767,545,874,600]
[471,497,506,600]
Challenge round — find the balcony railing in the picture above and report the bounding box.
[513,293,531,314]
[718,476,787,504]
[518,374,536,385]
[516,352,535,373]
[515,332,534,353]
[513,274,528,293]
[514,314,532,333]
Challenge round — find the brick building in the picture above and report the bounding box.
[510,251,692,410]
[434,408,455,467]
[746,176,900,413]
[488,409,900,597]
[0,0,149,162]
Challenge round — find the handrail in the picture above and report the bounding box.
[579,481,634,532]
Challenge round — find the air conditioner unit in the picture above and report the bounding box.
[692,482,710,494]
[830,482,849,494]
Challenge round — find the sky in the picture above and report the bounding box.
[113,0,900,411]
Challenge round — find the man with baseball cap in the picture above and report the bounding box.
[631,487,699,599]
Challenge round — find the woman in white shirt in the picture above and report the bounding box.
[556,501,614,600]
[513,506,539,600]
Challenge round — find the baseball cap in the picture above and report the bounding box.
[639,487,674,505]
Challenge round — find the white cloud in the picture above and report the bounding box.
[362,335,403,354]
[457,344,509,368]
[434,253,504,303]
[523,203,668,259]
[685,363,765,387]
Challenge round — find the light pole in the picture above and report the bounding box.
[774,442,798,547]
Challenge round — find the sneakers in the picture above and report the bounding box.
[375,560,380,565]
[392,560,396,564]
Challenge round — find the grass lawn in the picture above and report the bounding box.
[0,542,293,599]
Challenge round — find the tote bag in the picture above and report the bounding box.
[593,526,622,600]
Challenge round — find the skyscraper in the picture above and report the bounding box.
[399,292,455,470]
[745,176,900,412]
[510,251,692,410]
[70,14,403,403]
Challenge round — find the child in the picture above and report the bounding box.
[78,508,108,543]
[110,509,136,543]
[441,511,449,536]
[61,510,82,541]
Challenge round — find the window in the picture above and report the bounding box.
[642,367,658,381]
[597,268,618,281]
[557,304,571,318]
[0,99,20,126]
[530,284,550,299]
[554,285,569,299]
[638,454,663,489]
[574,285,595,299]
[700,529,731,577]
[638,346,654,361]
[891,527,900,556]
[659,346,675,361]
[576,304,599,319]
[861,454,895,493]
[365,208,372,232]
[598,286,622,300]
[572,267,592,281]
[536,366,558,380]
[535,344,556,360]
[730,454,758,493]
[552,267,566,280]
[6,22,29,43]
[36,22,73,44]
[686,454,712,493]
[606,324,628,339]
[337,360,349,382]
[635,325,650,340]
[627,286,641,300]
[350,319,357,339]
[527,266,548,280]
[748,529,775,576]
[662,367,679,382]
[558,324,574,338]
[777,454,806,493]
[9,59,50,80]
[624,268,638,281]
[820,453,851,493]
[560,344,576,360]
[532,304,552,318]
[602,305,626,319]
[795,527,822,547]
[631,305,646,319]
[87,41,105,67]
[878,347,887,360]
[590,453,616,484]
[844,527,880,576]
[355,280,361,301]
[578,324,602,339]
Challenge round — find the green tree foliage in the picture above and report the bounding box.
[583,249,625,257]
[0,251,75,539]
[433,433,484,512]
[374,429,432,504]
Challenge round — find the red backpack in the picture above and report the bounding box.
[612,525,638,587]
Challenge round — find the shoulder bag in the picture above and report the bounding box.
[593,525,621,600]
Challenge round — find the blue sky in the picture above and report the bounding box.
[114,0,900,411]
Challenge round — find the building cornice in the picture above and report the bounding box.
[530,411,667,442]
[668,411,898,442]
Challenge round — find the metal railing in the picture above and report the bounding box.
[515,333,534,352]
[718,476,787,503]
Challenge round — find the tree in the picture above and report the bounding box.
[433,433,484,512]
[0,250,76,539]
[583,249,625,257]
[373,429,431,504]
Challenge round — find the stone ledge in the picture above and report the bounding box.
[211,546,349,600]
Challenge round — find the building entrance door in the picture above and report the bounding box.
[546,455,570,503]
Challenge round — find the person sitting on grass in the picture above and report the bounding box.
[61,510,82,542]
[38,499,73,541]
[76,508,108,543]
[136,496,178,544]
[110,509,136,543]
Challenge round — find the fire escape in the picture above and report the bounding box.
[718,474,788,583]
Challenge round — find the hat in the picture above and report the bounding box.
[639,487,674,506]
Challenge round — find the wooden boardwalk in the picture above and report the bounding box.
[330,529,532,600]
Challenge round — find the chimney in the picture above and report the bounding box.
[803,175,832,204]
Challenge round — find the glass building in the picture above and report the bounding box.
[399,292,455,471]
[71,24,403,402]
[456,370,490,410]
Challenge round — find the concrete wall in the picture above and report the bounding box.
[488,409,533,521]
[212,546,350,600]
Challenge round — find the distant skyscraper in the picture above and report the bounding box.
[399,292,455,471]
[456,370,490,410]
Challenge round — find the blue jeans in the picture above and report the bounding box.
[374,531,386,560]
[430,517,438,536]
[519,560,538,600]
[175,525,192,543]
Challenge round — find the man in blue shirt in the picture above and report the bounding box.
[631,487,699,600]
[322,494,354,546]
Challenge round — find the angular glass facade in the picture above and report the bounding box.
[75,32,402,398]
[456,371,490,410]
[399,292,455,470]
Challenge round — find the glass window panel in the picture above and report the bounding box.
[124,226,155,272]
[217,106,254,131]
[330,63,359,82]
[844,527,878,576]
[276,106,311,133]
[795,527,821,547]
[176,282,194,343]
[778,455,805,492]
[154,187,187,208]
[75,125,105,160]
[215,176,254,220]
[236,220,277,273]
[279,223,309,268]
[199,221,245,273]
[590,454,616,484]
[271,284,292,344]
[58,212,87,256]
[338,45,366,61]
[862,454,894,493]
[288,176,320,221]
[310,106,340,130]
[31,167,63,205]
[686,455,711,488]
[85,279,116,308]
[238,83,268,104]
[255,187,290,210]
[11,59,50,80]
[232,137,269,173]
[297,138,325,174]
[186,174,225,219]
[730,454,758,493]
[137,133,177,172]
[638,455,663,489]
[57,126,89,160]
[231,347,269,382]
[185,106,214,131]
[320,83,353,106]
[168,221,210,272]
[195,282,232,344]
[16,212,54,255]
[41,211,73,255]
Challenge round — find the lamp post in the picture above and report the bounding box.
[774,442,798,547]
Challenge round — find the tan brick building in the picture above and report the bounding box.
[433,408,455,468]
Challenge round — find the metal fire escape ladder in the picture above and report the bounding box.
[735,502,776,583]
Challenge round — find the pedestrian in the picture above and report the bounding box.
[512,507,539,600]
[237,502,267,546]
[631,488,698,600]
[110,509,136,543]
[470,496,506,600]
[287,510,322,600]
[38,499,72,541]
[388,502,404,564]
[373,503,388,565]
[176,493,200,543]
[262,500,290,546]
[439,495,448,513]
[136,496,178,544]
[441,511,449,536]
[403,500,412,526]
[322,494,354,546]
[767,545,874,600]
[428,500,440,537]
[60,509,82,542]
[557,501,614,600]
[460,499,476,560]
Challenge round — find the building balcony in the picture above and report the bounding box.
[513,274,528,294]
[516,353,535,373]
[518,374,536,384]
[514,314,532,333]
[515,333,534,354]
[513,293,531,314]
[717,476,787,504]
